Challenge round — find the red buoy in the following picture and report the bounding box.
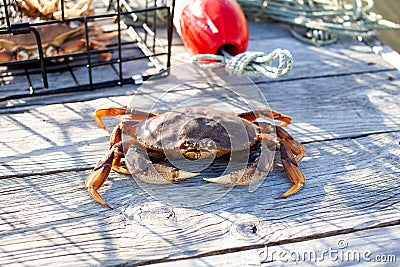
[179,0,249,55]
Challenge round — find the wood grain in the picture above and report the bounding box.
[0,132,399,266]
[1,21,395,111]
[1,69,399,178]
[1,17,400,267]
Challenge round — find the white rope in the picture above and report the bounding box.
[191,48,293,78]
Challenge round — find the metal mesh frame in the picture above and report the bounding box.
[0,0,174,101]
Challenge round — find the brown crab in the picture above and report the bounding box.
[0,23,113,62]
[86,106,307,209]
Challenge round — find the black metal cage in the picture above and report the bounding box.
[0,0,174,101]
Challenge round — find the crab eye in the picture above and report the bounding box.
[199,138,216,150]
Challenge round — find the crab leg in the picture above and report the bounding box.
[205,122,306,198]
[125,146,199,185]
[238,109,292,127]
[107,120,141,174]
[257,122,306,197]
[0,37,16,53]
[52,25,85,47]
[108,121,139,148]
[85,143,123,209]
[277,141,306,198]
[94,106,158,131]
[276,126,306,163]
[86,139,142,208]
[204,139,306,198]
[106,121,168,167]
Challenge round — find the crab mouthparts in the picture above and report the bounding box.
[182,148,202,160]
[180,140,216,160]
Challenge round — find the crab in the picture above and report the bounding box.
[86,106,307,209]
[17,0,94,20]
[0,23,113,62]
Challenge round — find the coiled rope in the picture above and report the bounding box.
[192,48,293,78]
[122,0,399,46]
[237,0,400,45]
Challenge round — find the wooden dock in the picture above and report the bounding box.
[1,20,399,266]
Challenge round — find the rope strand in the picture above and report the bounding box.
[192,48,293,78]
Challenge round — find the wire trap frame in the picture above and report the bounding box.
[0,0,174,102]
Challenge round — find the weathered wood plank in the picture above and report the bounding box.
[0,132,399,266]
[248,21,292,40]
[261,70,400,142]
[150,225,400,266]
[0,16,399,267]
[1,21,395,110]
[239,35,395,82]
[1,69,399,178]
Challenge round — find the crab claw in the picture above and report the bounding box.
[203,165,267,185]
[204,139,273,186]
[203,176,228,184]
[136,164,199,184]
[94,107,157,131]
[125,148,199,184]
[238,109,292,127]
[271,110,292,127]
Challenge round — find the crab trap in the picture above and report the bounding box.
[0,0,174,102]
